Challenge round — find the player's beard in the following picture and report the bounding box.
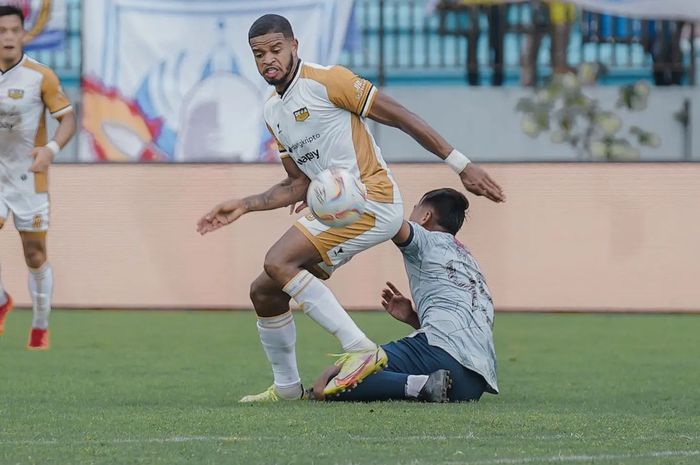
[264,53,296,87]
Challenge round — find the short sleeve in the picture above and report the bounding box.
[41,68,72,118]
[303,65,377,117]
[266,124,289,159]
[397,222,431,262]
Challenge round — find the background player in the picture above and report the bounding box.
[311,189,498,403]
[0,6,76,349]
[197,14,504,402]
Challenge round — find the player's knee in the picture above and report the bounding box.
[24,248,46,269]
[262,252,298,286]
[0,219,4,230]
[262,259,281,284]
[249,275,270,307]
[250,275,289,317]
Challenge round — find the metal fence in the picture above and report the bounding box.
[340,0,697,86]
[26,0,698,88]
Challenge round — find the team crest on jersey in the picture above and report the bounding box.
[293,107,310,122]
[7,89,24,100]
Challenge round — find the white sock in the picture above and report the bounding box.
[28,263,53,329]
[257,311,302,399]
[406,375,429,398]
[0,263,7,306]
[283,270,375,352]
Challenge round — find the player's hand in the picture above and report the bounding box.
[289,200,307,215]
[381,281,415,323]
[459,164,505,203]
[196,199,248,235]
[310,364,341,401]
[30,146,54,173]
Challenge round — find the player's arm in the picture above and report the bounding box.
[367,92,505,203]
[242,157,310,212]
[392,220,411,245]
[31,68,76,172]
[381,281,420,330]
[31,111,77,172]
[196,157,310,235]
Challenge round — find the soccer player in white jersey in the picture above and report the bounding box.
[0,6,76,349]
[197,14,504,402]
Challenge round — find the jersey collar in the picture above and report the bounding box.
[0,54,26,75]
[277,59,302,100]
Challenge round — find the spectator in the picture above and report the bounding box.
[437,0,508,86]
[521,0,576,86]
[647,20,685,86]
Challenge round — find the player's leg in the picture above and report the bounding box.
[284,203,404,352]
[247,201,403,398]
[314,363,407,401]
[263,225,377,353]
[384,333,488,402]
[248,226,384,399]
[19,230,52,350]
[334,334,486,402]
[311,360,450,402]
[241,272,302,401]
[338,336,440,401]
[289,202,404,394]
[0,208,14,335]
[243,229,377,402]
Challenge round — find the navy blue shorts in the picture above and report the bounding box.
[383,333,488,402]
[332,333,489,402]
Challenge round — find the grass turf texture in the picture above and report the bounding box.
[1,310,698,465]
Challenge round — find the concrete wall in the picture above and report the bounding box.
[53,86,698,162]
[378,87,699,162]
[1,164,699,312]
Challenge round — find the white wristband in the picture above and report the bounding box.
[45,140,60,157]
[445,149,471,174]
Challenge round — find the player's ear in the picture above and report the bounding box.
[291,38,298,53]
[418,209,432,227]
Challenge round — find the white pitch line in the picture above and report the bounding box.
[453,450,700,465]
[0,436,243,446]
[0,434,697,446]
[1,438,698,465]
[0,434,477,446]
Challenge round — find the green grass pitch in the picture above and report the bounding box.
[1,310,698,465]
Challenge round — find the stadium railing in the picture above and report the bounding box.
[32,0,698,89]
[339,0,697,86]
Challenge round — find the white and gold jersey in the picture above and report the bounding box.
[0,54,72,194]
[264,61,401,205]
[0,55,72,231]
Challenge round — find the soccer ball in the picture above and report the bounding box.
[307,168,367,227]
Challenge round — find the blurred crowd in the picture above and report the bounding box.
[434,0,698,86]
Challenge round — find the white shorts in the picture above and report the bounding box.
[295,200,403,277]
[0,190,50,232]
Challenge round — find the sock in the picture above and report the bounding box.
[28,263,53,329]
[406,375,430,398]
[257,311,302,399]
[283,270,375,352]
[0,263,6,306]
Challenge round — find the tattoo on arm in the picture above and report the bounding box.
[243,176,307,212]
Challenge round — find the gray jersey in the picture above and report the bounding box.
[399,222,498,393]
